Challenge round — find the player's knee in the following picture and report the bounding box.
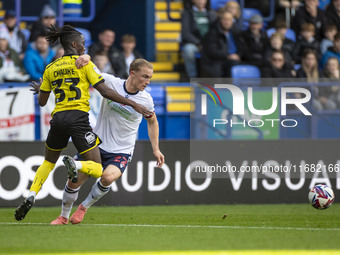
[101,166,121,186]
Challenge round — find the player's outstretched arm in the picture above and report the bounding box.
[95,82,153,116]
[146,114,164,167]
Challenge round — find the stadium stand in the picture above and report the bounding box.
[153,1,182,82]
[231,65,261,87]
[210,0,231,10]
[231,65,261,78]
[241,8,262,30]
[267,27,297,42]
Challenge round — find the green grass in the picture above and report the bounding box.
[0,204,340,254]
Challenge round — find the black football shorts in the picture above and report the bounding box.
[46,110,101,154]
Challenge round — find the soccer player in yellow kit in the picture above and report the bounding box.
[14,25,152,221]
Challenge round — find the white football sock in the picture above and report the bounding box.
[28,191,37,201]
[82,180,110,209]
[75,161,82,170]
[60,184,80,219]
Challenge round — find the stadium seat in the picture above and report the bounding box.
[146,86,165,114]
[319,0,330,10]
[242,8,261,30]
[21,28,31,41]
[210,0,233,10]
[242,8,261,21]
[231,65,261,78]
[294,64,301,71]
[231,65,261,87]
[284,29,297,42]
[266,28,296,42]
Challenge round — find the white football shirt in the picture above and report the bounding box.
[94,73,154,155]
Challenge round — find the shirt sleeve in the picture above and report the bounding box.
[39,70,51,93]
[83,60,105,88]
[144,94,155,118]
[102,73,120,91]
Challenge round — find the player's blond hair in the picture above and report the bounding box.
[129,58,153,73]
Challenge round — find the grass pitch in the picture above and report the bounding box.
[0,204,340,255]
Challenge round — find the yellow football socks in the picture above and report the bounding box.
[30,160,55,194]
[79,161,103,178]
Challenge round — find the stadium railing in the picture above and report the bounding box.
[3,0,96,26]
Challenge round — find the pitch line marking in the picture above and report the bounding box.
[1,222,340,231]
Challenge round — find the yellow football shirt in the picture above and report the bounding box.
[40,55,104,116]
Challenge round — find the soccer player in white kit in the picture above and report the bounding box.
[51,58,165,225]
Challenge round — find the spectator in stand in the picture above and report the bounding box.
[52,44,64,61]
[23,34,55,81]
[292,0,327,41]
[29,5,57,42]
[297,48,320,80]
[294,23,321,63]
[181,0,216,78]
[262,50,295,78]
[120,34,143,79]
[240,14,268,67]
[0,10,27,60]
[318,57,340,109]
[295,49,321,110]
[274,20,296,56]
[201,10,243,77]
[0,32,29,82]
[325,0,340,32]
[88,29,125,78]
[93,51,115,75]
[223,1,243,32]
[264,32,294,69]
[321,31,340,66]
[321,24,337,54]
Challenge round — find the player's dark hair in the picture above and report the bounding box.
[46,25,82,49]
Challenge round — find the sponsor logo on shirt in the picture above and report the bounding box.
[93,66,102,75]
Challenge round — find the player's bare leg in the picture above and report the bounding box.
[70,165,121,224]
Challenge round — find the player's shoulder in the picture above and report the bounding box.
[82,60,102,76]
[45,55,78,70]
[82,59,96,69]
[102,73,124,85]
[45,57,62,70]
[142,88,153,99]
[139,89,154,104]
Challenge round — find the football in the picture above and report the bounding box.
[308,184,335,210]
